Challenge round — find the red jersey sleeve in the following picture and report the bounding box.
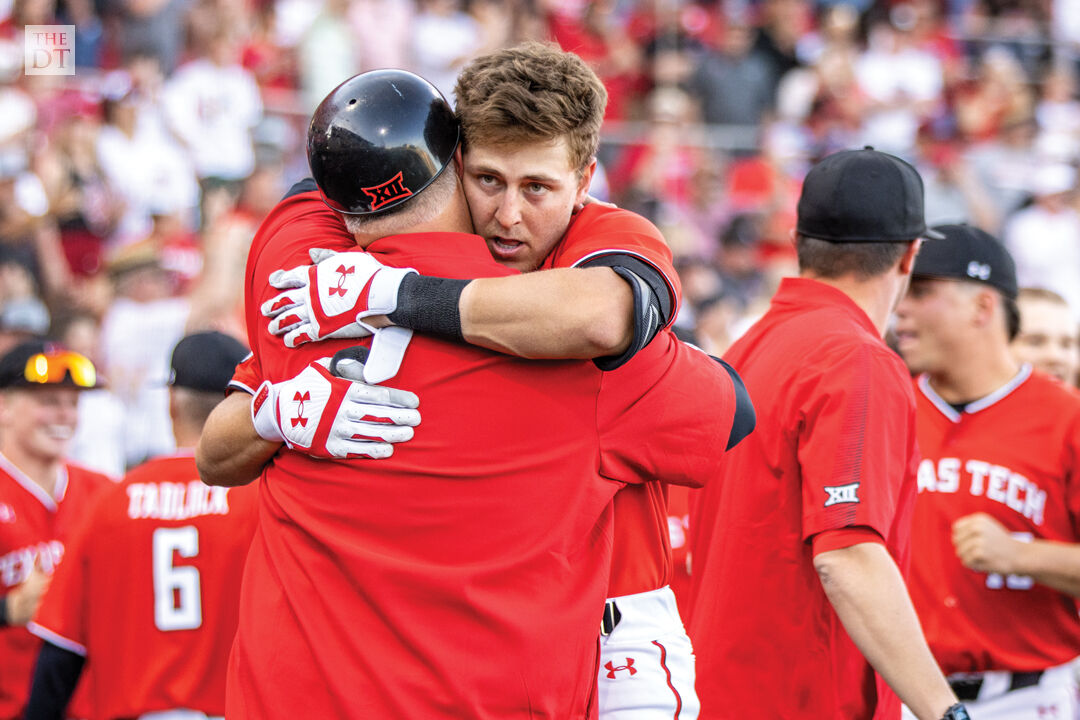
[798,344,919,541]
[545,205,682,324]
[597,333,735,488]
[228,354,261,396]
[811,526,886,555]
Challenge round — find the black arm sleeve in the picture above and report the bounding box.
[25,642,85,720]
[713,357,755,450]
[580,255,674,371]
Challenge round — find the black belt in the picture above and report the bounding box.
[600,600,622,636]
[948,670,1044,701]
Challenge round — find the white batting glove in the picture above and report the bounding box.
[261,248,417,348]
[250,354,420,459]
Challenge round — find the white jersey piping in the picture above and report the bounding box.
[917,364,1033,423]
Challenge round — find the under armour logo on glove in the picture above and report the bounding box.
[250,354,422,459]
[328,265,355,296]
[291,391,310,427]
[262,248,418,351]
[604,659,637,679]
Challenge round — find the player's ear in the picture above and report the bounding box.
[898,239,922,275]
[574,157,598,205]
[452,146,464,178]
[972,286,998,329]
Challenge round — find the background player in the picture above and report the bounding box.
[0,340,110,720]
[895,225,1080,719]
[23,330,256,720]
[687,148,965,720]
[1011,287,1079,387]
[203,69,745,719]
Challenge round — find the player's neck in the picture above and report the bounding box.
[352,192,474,247]
[408,194,474,236]
[0,445,62,498]
[927,341,1021,405]
[173,425,201,450]
[803,273,896,337]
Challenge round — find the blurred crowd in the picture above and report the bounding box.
[0,0,1078,475]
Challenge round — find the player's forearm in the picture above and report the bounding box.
[196,392,280,487]
[815,542,958,720]
[458,267,633,359]
[1012,539,1080,598]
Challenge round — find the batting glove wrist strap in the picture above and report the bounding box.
[387,274,468,341]
[358,266,419,327]
[261,248,418,348]
[251,380,286,444]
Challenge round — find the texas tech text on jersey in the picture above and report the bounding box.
[917,457,1047,525]
[0,539,62,587]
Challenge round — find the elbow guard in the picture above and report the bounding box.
[585,256,673,371]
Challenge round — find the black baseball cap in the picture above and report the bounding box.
[911,224,1018,299]
[796,147,944,243]
[169,331,249,394]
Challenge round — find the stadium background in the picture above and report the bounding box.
[0,0,1075,475]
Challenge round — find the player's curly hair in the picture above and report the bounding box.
[454,42,608,176]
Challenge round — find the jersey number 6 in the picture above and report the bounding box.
[153,526,203,631]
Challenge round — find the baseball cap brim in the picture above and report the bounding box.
[922,227,946,240]
[912,224,1018,298]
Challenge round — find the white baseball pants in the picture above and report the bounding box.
[901,660,1078,720]
[598,586,700,720]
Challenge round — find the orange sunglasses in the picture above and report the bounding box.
[23,350,97,388]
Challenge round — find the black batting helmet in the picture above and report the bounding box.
[307,69,460,216]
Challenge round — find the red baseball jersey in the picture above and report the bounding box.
[549,204,686,598]
[0,457,109,720]
[688,278,920,720]
[229,191,737,719]
[28,452,258,719]
[909,368,1080,673]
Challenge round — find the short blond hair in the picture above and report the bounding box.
[454,42,607,174]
